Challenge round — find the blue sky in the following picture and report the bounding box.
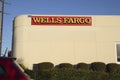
[1,0,120,53]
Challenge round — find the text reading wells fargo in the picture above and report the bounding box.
[31,16,92,26]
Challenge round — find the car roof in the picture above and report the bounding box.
[0,57,16,60]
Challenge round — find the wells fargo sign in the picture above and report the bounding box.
[31,16,92,26]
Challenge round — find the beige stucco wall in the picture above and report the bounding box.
[13,15,120,69]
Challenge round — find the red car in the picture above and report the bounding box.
[0,57,30,80]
